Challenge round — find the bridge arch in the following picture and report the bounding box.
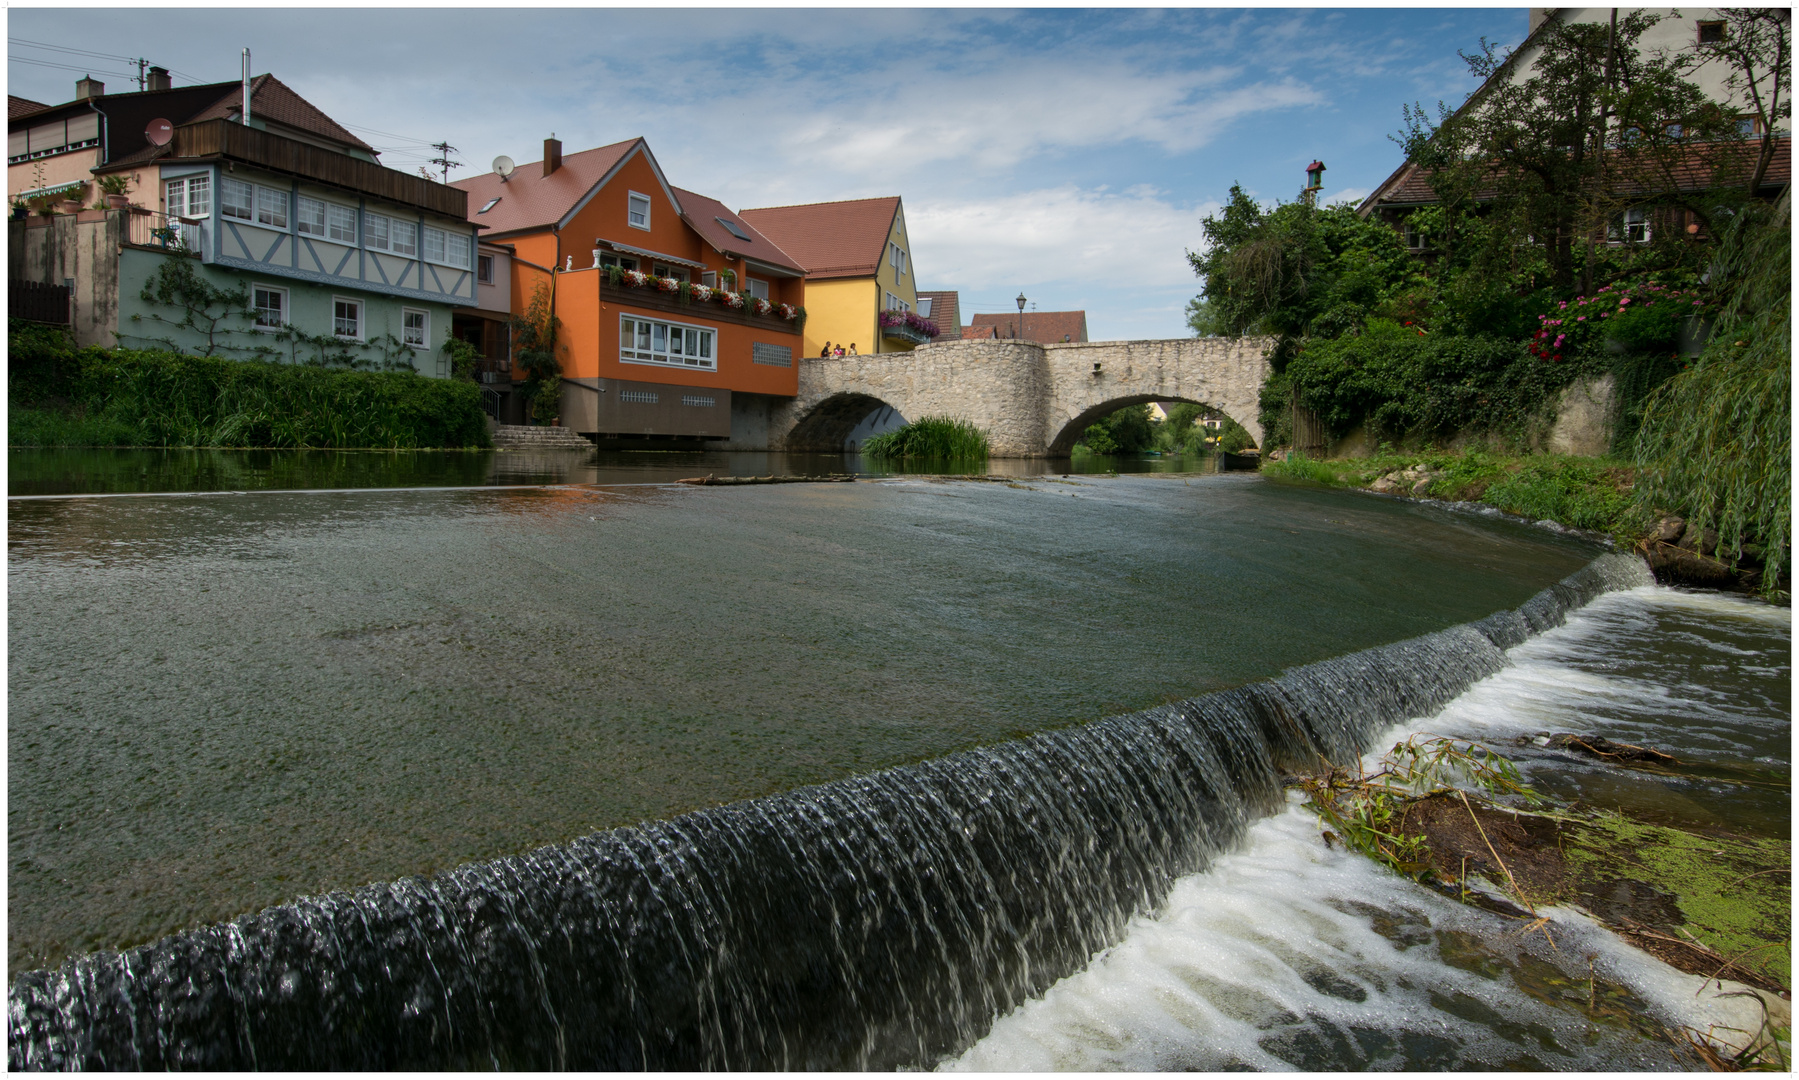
[785,392,907,452]
[1045,394,1259,455]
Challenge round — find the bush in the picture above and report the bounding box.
[9,320,491,449]
[1077,404,1155,454]
[860,416,989,461]
[1480,456,1638,532]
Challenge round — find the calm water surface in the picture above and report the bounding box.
[10,449,1599,971]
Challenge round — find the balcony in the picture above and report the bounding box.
[169,118,467,219]
[122,208,204,253]
[878,309,941,345]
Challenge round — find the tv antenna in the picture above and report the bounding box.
[492,155,515,183]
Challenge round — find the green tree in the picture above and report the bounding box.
[510,282,562,423]
[1079,404,1155,455]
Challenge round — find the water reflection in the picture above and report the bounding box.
[8,446,1232,496]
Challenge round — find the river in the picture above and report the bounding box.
[7,447,1787,1069]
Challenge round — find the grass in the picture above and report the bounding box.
[1265,449,1647,541]
[860,415,989,462]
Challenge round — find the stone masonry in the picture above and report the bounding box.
[775,336,1276,457]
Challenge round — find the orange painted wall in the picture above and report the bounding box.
[553,267,799,395]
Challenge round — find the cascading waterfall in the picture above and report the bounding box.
[9,553,1652,1071]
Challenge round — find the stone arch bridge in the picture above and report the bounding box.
[774,337,1277,457]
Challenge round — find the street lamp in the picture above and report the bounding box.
[1015,292,1027,340]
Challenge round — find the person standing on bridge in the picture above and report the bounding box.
[847,343,858,355]
[820,342,833,357]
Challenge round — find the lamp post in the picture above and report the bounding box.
[1015,292,1027,340]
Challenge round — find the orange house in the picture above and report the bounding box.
[452,137,805,438]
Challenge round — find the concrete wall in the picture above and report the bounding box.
[773,336,1276,457]
[10,213,122,347]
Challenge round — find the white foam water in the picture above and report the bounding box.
[948,585,1789,1071]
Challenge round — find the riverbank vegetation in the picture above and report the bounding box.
[1072,402,1254,457]
[9,320,491,449]
[860,415,989,462]
[1196,10,1789,596]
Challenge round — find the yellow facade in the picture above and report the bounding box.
[797,203,924,357]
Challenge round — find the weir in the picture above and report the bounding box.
[9,553,1652,1071]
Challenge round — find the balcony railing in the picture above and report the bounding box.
[878,309,941,344]
[171,119,468,218]
[122,208,203,253]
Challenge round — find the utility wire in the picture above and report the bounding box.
[9,36,138,63]
[9,55,140,78]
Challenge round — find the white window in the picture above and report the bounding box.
[252,285,286,329]
[333,298,362,339]
[256,185,288,229]
[1614,206,1652,244]
[618,314,716,371]
[423,226,446,264]
[388,218,416,257]
[444,232,471,270]
[916,297,932,318]
[327,204,357,244]
[598,253,638,271]
[221,177,254,221]
[746,277,768,300]
[653,263,688,283]
[165,175,212,219]
[364,211,389,251]
[402,308,428,348]
[628,191,650,230]
[477,254,494,284]
[1404,223,1425,250]
[889,242,907,277]
[296,196,327,237]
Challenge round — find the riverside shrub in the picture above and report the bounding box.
[9,321,491,449]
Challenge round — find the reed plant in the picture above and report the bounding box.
[1633,192,1790,596]
[859,416,989,462]
[9,321,490,449]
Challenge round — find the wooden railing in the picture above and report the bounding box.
[172,118,468,218]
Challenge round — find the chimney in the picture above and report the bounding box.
[147,66,171,92]
[543,134,562,177]
[75,75,104,100]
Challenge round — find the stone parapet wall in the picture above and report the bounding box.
[1040,337,1274,451]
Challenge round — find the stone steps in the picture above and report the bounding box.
[491,424,594,450]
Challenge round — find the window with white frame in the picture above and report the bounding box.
[746,277,768,300]
[164,175,211,219]
[618,314,715,371]
[444,232,471,270]
[333,298,363,339]
[220,177,254,221]
[402,308,428,349]
[628,191,651,230]
[256,185,288,229]
[364,211,417,256]
[1622,206,1651,243]
[423,226,445,264]
[252,285,287,329]
[598,252,639,271]
[653,263,688,283]
[327,204,357,244]
[296,195,327,237]
[916,297,932,318]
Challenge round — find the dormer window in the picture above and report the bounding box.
[628,192,650,230]
[478,197,500,214]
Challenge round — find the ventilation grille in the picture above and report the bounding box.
[682,395,717,408]
[620,390,659,404]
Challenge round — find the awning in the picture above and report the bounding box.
[15,180,88,201]
[601,240,706,271]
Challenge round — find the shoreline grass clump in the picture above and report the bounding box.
[9,320,491,449]
[859,415,989,462]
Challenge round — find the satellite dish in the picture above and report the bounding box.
[493,155,515,182]
[145,118,173,147]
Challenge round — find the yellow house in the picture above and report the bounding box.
[738,196,935,356]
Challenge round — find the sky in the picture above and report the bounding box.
[8,5,1529,340]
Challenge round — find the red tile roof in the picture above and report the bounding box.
[9,95,49,120]
[451,139,639,237]
[185,74,372,153]
[671,186,804,274]
[961,324,999,340]
[916,290,960,337]
[969,310,1088,343]
[737,196,901,279]
[1361,137,1792,214]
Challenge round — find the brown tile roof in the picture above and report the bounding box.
[916,290,959,337]
[184,74,373,153]
[969,310,1088,343]
[1362,137,1792,214]
[450,139,639,237]
[671,186,804,274]
[10,95,50,120]
[961,324,999,340]
[737,196,901,279]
